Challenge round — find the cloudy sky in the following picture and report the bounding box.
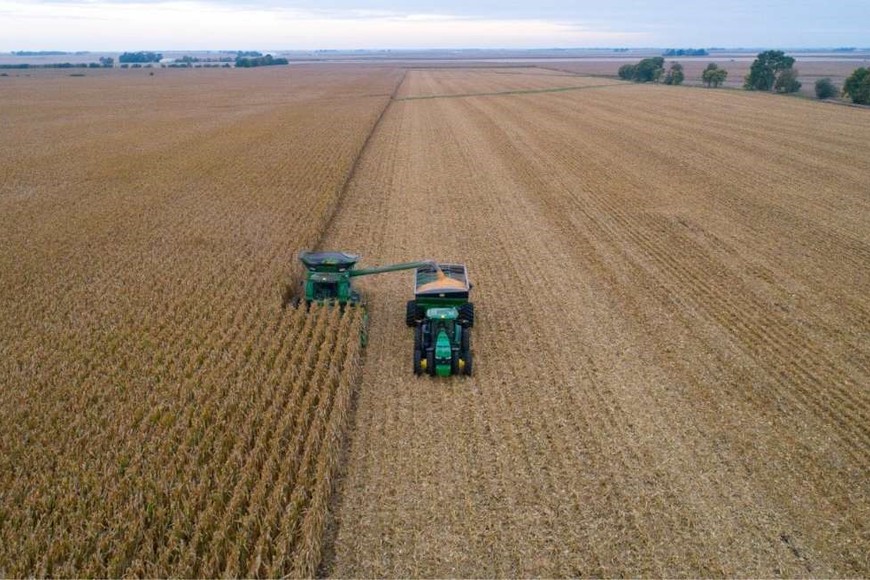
[2,0,868,51]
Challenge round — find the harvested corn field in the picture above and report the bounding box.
[323,68,870,577]
[0,66,396,576]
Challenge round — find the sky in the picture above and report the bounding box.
[1,0,868,51]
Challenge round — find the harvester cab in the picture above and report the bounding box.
[299,251,362,304]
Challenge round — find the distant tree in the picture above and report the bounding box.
[663,62,684,85]
[814,77,837,99]
[119,51,162,63]
[635,57,665,82]
[744,50,795,91]
[12,50,69,56]
[664,48,708,56]
[99,56,114,67]
[617,64,636,80]
[617,57,664,83]
[234,54,288,68]
[774,68,801,93]
[842,67,870,105]
[702,63,728,87]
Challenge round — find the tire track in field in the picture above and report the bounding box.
[394,83,625,102]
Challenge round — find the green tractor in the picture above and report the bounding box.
[298,251,474,377]
[406,264,474,377]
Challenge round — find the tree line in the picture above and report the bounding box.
[615,50,870,104]
[119,51,163,63]
[234,54,289,67]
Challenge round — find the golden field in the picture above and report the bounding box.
[1,65,868,577]
[0,66,398,576]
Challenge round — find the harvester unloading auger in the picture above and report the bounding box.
[298,251,474,377]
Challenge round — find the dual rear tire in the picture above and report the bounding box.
[459,303,474,328]
[406,300,425,327]
[460,327,473,376]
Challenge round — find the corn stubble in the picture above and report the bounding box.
[0,66,394,576]
[324,68,870,577]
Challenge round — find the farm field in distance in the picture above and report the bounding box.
[1,64,869,577]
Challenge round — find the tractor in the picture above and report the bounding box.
[405,263,474,377]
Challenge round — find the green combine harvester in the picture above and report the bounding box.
[298,251,474,377]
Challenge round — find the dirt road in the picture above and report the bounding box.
[320,69,869,576]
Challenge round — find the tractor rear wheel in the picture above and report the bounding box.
[461,328,472,375]
[406,300,423,327]
[451,350,461,375]
[413,348,423,374]
[426,350,436,376]
[459,303,474,328]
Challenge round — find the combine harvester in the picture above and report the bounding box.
[298,251,474,377]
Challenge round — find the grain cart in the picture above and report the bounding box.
[406,263,474,377]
